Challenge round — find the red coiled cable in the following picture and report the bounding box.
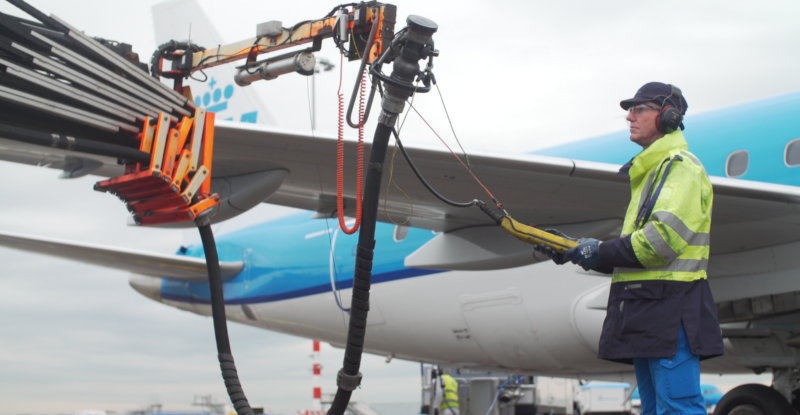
[336,55,365,234]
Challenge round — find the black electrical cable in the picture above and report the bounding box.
[149,40,205,80]
[327,122,393,415]
[391,128,475,208]
[198,223,255,415]
[0,123,150,164]
[345,7,380,129]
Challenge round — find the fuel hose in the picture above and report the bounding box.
[197,220,255,415]
[327,122,392,415]
[328,14,439,415]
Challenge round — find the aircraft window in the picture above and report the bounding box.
[725,150,749,178]
[393,225,409,242]
[785,138,800,167]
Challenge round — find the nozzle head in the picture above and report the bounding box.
[406,15,438,35]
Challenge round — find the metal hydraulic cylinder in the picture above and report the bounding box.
[234,51,316,86]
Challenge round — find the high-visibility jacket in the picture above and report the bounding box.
[597,130,724,363]
[439,374,459,411]
[613,130,712,282]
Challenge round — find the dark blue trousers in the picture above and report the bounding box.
[632,324,706,414]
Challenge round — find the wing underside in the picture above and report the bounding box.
[0,230,242,281]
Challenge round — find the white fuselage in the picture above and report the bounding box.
[142,259,749,379]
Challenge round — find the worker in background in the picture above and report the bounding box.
[533,82,724,414]
[432,367,459,415]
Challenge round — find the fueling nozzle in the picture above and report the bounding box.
[476,200,580,253]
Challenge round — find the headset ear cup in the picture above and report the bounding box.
[658,106,682,133]
[656,108,663,133]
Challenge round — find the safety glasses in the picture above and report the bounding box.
[628,103,661,115]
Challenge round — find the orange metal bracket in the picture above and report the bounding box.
[95,110,220,226]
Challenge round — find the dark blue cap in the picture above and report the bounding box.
[620,82,688,115]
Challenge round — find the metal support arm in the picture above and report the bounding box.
[186,4,395,74]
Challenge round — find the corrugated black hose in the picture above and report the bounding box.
[328,13,438,415]
[327,122,393,415]
[198,222,255,415]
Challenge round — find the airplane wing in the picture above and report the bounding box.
[0,230,243,281]
[208,121,800,257]
[3,119,800,265]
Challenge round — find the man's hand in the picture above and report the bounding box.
[564,238,602,271]
[532,228,578,265]
[533,230,603,271]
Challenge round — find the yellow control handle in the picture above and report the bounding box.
[499,216,580,253]
[475,200,580,253]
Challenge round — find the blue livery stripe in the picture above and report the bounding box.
[161,267,444,305]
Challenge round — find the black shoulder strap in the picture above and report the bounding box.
[634,154,683,229]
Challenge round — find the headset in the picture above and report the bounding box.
[655,84,685,133]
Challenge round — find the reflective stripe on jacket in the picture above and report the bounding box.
[439,374,460,411]
[612,130,712,283]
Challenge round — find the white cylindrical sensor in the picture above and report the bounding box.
[337,9,350,45]
[234,51,316,86]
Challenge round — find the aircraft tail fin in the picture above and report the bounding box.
[151,0,278,125]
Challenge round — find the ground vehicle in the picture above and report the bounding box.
[580,383,632,414]
[421,366,581,415]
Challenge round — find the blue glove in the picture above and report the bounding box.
[532,228,578,265]
[533,244,568,264]
[563,238,602,271]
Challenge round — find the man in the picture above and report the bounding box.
[432,368,459,415]
[534,82,723,414]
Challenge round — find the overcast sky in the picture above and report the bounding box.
[1,0,799,413]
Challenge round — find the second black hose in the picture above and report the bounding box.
[198,223,255,415]
[392,128,475,208]
[345,7,380,129]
